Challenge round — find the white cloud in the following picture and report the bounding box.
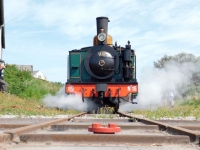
[5,0,34,23]
[3,0,200,83]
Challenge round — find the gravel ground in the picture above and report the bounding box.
[3,144,200,150]
[0,114,199,120]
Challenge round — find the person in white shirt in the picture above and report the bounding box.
[167,86,175,107]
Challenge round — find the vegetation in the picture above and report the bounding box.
[4,65,63,101]
[153,52,200,99]
[181,96,200,106]
[153,52,200,68]
[0,65,81,116]
[96,106,114,114]
[0,92,80,116]
[132,52,200,119]
[154,52,200,88]
[133,105,200,120]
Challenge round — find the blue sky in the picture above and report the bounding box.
[3,0,200,83]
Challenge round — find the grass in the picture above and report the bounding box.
[0,65,80,117]
[4,65,63,100]
[0,92,81,117]
[1,92,200,119]
[132,102,200,120]
[181,96,200,106]
[92,106,115,118]
[96,106,115,114]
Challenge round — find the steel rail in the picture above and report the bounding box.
[117,111,200,143]
[0,124,29,128]
[19,133,190,144]
[3,112,87,143]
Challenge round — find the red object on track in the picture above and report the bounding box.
[88,123,121,134]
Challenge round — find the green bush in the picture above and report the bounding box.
[4,65,63,101]
[181,97,200,106]
[154,52,200,105]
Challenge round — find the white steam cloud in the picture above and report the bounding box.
[43,61,200,113]
[120,61,200,111]
[43,86,97,112]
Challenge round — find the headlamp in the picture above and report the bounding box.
[98,33,106,42]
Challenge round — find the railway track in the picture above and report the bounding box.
[0,111,199,149]
[117,111,200,143]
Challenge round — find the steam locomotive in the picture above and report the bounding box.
[65,17,138,112]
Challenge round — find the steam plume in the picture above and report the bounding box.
[120,61,200,111]
[43,86,97,112]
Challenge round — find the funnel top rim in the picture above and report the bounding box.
[96,16,109,20]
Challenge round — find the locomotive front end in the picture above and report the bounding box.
[66,17,138,112]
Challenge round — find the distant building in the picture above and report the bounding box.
[15,65,33,72]
[13,64,47,81]
[32,70,47,80]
